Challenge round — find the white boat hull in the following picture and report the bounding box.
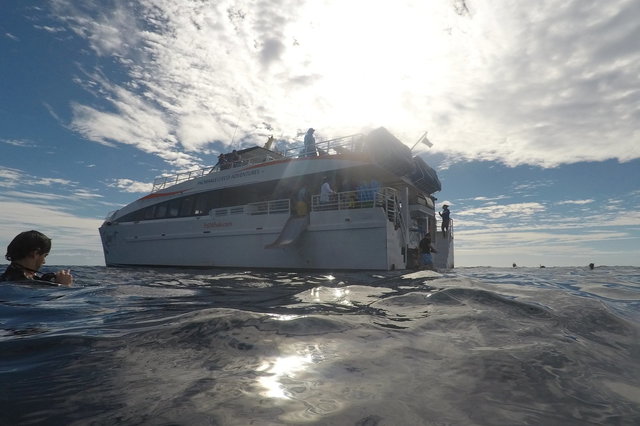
[101,207,406,270]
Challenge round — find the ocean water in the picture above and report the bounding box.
[1,266,638,426]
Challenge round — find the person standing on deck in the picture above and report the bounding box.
[419,232,437,270]
[264,135,275,150]
[320,176,335,206]
[439,204,451,235]
[304,128,317,157]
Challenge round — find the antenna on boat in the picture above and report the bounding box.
[410,131,433,152]
[230,120,239,148]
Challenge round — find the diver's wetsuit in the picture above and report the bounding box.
[0,263,58,285]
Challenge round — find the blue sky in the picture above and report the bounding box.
[1,0,639,267]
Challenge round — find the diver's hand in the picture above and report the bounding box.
[55,269,73,286]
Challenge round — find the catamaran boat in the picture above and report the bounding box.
[99,127,454,270]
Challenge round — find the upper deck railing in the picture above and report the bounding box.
[151,134,364,192]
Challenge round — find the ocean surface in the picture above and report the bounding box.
[1,266,638,426]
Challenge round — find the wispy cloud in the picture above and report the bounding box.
[0,168,104,206]
[33,25,66,34]
[456,202,546,219]
[557,199,595,205]
[0,138,36,147]
[44,0,639,169]
[0,168,24,187]
[473,195,510,202]
[0,167,76,190]
[512,179,555,193]
[108,178,154,194]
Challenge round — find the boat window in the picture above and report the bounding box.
[154,203,167,218]
[167,199,180,217]
[179,197,195,216]
[143,206,155,220]
[194,193,214,215]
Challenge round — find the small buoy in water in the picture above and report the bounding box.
[589,263,595,270]
[540,265,546,268]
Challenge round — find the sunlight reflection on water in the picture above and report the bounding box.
[257,354,313,399]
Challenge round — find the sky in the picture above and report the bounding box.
[1,0,639,268]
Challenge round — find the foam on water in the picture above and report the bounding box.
[0,266,638,425]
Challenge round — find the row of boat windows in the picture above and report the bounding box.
[118,195,212,223]
[118,183,279,223]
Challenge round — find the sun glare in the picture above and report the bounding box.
[257,354,314,399]
[280,1,455,128]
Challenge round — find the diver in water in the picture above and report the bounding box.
[0,230,73,286]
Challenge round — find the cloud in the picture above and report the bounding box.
[1,138,36,147]
[0,168,106,208]
[108,178,154,193]
[33,177,75,187]
[33,25,66,34]
[73,189,104,199]
[456,202,546,219]
[46,0,640,170]
[512,179,555,193]
[0,167,76,190]
[0,168,24,187]
[472,195,509,202]
[557,199,595,205]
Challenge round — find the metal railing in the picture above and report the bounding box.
[280,133,364,158]
[311,187,398,216]
[209,198,291,217]
[246,198,291,215]
[151,134,365,192]
[152,168,212,192]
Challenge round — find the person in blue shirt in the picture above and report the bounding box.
[0,230,73,286]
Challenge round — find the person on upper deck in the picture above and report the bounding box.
[218,153,230,170]
[230,150,240,165]
[439,204,451,235]
[304,128,317,157]
[0,230,73,286]
[264,135,275,150]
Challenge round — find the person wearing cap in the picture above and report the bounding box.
[0,230,73,286]
[439,204,450,235]
[304,128,317,157]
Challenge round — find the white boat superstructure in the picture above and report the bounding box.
[99,128,453,270]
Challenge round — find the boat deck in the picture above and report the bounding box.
[151,134,364,192]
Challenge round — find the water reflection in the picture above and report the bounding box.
[302,286,353,308]
[257,354,313,399]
